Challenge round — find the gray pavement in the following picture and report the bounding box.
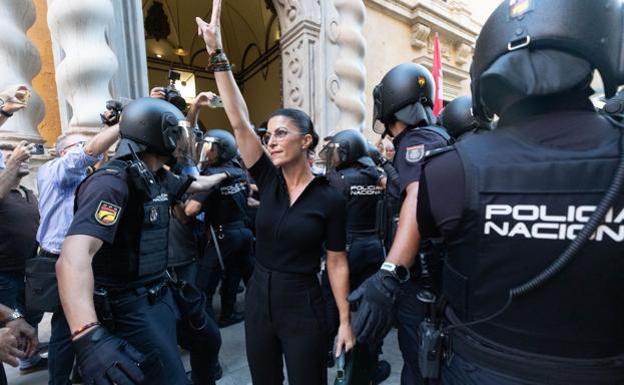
[6,305,403,385]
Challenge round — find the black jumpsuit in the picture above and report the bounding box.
[245,153,347,385]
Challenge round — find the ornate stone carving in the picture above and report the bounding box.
[274,0,299,29]
[48,0,118,134]
[411,22,431,49]
[455,42,472,66]
[282,38,305,108]
[0,0,44,144]
[333,0,366,133]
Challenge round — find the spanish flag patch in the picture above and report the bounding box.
[95,201,121,226]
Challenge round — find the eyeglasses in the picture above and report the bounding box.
[261,127,306,146]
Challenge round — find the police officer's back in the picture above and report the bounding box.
[415,1,624,383]
[323,130,384,286]
[322,129,390,383]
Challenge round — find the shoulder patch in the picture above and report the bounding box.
[405,144,425,163]
[95,201,121,226]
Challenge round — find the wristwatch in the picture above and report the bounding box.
[2,309,24,324]
[380,262,411,283]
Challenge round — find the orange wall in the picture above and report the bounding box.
[28,0,61,145]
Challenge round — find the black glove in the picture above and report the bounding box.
[348,270,401,346]
[73,326,145,385]
[172,281,209,330]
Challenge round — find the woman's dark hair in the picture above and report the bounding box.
[269,108,319,151]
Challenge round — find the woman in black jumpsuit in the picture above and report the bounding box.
[196,3,355,384]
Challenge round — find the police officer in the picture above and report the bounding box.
[352,1,624,384]
[349,63,452,385]
[320,129,390,383]
[437,95,492,141]
[56,97,230,385]
[186,129,254,327]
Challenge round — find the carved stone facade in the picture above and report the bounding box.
[365,0,481,101]
[0,0,45,144]
[47,0,119,135]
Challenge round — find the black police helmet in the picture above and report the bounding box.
[324,129,375,169]
[438,96,491,139]
[471,0,624,120]
[203,129,238,162]
[116,97,187,158]
[373,63,436,134]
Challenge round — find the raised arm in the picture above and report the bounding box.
[195,0,263,168]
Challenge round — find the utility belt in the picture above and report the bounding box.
[449,327,624,385]
[93,278,169,332]
[210,220,246,240]
[417,305,624,385]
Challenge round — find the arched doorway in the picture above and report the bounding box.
[143,0,283,131]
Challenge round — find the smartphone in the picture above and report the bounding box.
[208,95,224,109]
[30,143,44,155]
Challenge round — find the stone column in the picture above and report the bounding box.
[47,0,118,134]
[332,0,366,133]
[280,20,322,123]
[0,0,45,144]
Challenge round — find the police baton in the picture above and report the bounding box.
[209,225,225,270]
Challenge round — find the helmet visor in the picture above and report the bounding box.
[372,84,386,134]
[319,143,344,171]
[164,120,193,161]
[197,138,217,163]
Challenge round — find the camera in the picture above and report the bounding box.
[100,99,127,126]
[163,70,188,112]
[30,143,44,155]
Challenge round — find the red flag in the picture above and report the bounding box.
[432,32,444,117]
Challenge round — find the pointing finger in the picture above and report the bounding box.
[211,0,222,26]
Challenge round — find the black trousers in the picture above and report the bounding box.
[245,263,329,385]
[107,284,188,385]
[197,225,253,317]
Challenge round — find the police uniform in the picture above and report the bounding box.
[326,162,386,378]
[418,97,624,385]
[167,163,223,385]
[193,159,253,323]
[391,126,449,385]
[414,1,624,383]
[67,161,191,385]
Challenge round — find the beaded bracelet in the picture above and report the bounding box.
[71,321,101,339]
[207,49,232,72]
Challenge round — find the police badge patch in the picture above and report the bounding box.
[405,144,425,163]
[95,201,121,226]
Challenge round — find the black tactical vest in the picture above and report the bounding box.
[201,162,249,226]
[444,127,624,357]
[327,165,382,234]
[76,160,170,287]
